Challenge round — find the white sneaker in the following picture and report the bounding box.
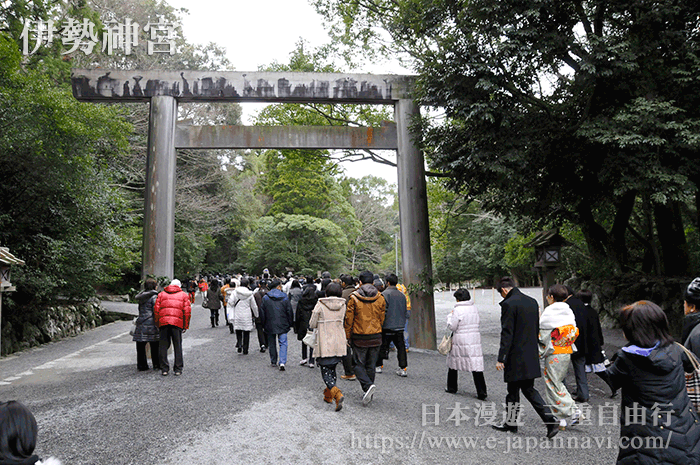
[308,362,315,368]
[571,408,583,426]
[362,384,376,406]
[396,368,407,377]
[299,359,308,366]
[375,366,382,373]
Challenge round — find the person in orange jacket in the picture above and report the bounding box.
[154,279,192,376]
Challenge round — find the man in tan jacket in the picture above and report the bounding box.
[345,270,386,405]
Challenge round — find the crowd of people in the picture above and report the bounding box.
[7,272,700,464]
[449,276,700,464]
[130,269,411,408]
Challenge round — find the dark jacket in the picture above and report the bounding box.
[260,288,293,335]
[295,285,318,340]
[253,288,267,312]
[684,313,700,358]
[132,290,159,342]
[341,284,355,302]
[206,287,222,310]
[497,287,541,382]
[567,296,589,359]
[381,285,408,331]
[583,303,605,365]
[685,313,700,342]
[607,343,700,464]
[287,287,303,314]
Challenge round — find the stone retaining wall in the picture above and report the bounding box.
[1,299,120,356]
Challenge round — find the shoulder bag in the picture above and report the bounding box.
[677,342,700,413]
[437,331,453,355]
[302,329,316,347]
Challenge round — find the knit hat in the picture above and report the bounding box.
[170,279,182,288]
[686,278,700,305]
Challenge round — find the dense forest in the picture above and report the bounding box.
[2,0,700,349]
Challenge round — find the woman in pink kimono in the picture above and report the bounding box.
[445,288,487,399]
[539,284,581,430]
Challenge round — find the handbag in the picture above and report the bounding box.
[202,294,209,309]
[302,330,316,347]
[677,342,700,413]
[437,332,453,355]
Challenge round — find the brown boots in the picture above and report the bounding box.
[323,388,333,403]
[323,387,344,411]
[330,386,344,411]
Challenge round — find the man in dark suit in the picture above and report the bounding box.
[492,277,559,439]
[565,286,589,402]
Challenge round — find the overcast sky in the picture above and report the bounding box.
[166,0,405,185]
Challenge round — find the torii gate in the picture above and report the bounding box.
[71,69,436,349]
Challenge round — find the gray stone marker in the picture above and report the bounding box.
[71,69,436,350]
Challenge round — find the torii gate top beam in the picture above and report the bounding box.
[71,69,415,104]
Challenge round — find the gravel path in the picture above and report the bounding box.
[0,289,624,464]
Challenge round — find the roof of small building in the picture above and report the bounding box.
[0,247,25,266]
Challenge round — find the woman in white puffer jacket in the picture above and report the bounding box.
[445,288,487,400]
[227,277,259,355]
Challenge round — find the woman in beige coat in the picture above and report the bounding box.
[309,282,348,411]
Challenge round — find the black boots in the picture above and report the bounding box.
[210,317,216,328]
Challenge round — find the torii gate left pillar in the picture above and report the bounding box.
[143,96,178,279]
[71,69,436,349]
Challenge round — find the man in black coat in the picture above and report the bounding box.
[565,286,590,402]
[492,277,559,439]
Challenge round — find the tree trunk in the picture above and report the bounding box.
[653,201,689,276]
[610,191,637,270]
[577,202,621,275]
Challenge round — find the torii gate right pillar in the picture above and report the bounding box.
[395,99,436,350]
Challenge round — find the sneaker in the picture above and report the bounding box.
[570,408,583,426]
[260,345,267,353]
[279,364,286,371]
[237,347,242,353]
[299,358,309,366]
[375,366,383,373]
[362,384,376,406]
[161,371,168,376]
[174,371,182,376]
[396,368,407,377]
[308,362,315,368]
[340,374,356,381]
[271,361,277,367]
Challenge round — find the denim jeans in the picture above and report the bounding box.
[267,332,288,365]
